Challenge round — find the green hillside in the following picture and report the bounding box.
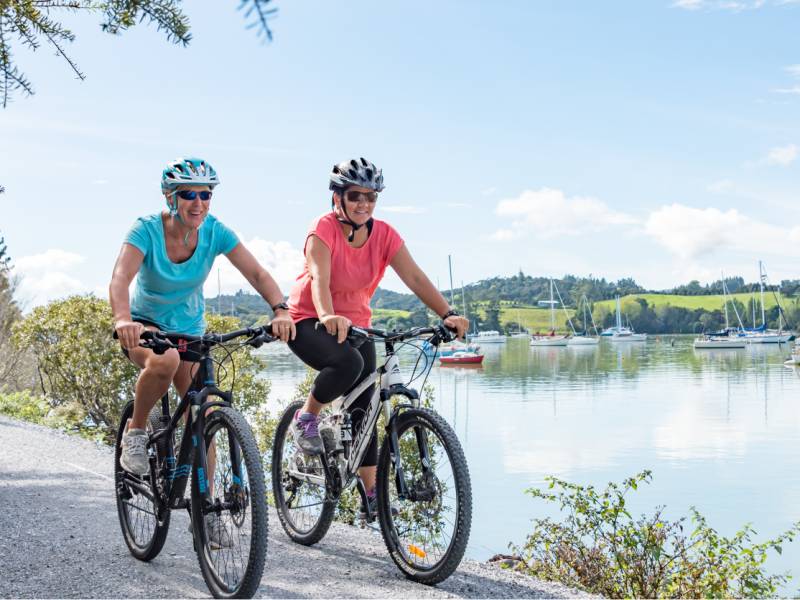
[594,292,787,312]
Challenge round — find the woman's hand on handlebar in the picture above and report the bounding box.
[114,319,145,351]
[319,314,352,344]
[444,315,469,340]
[269,312,296,342]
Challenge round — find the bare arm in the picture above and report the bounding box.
[109,243,145,349]
[306,235,350,343]
[225,242,295,341]
[390,244,469,338]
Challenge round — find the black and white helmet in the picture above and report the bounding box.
[329,157,385,192]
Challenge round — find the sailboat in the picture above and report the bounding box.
[568,296,600,346]
[510,310,530,338]
[530,279,570,347]
[694,274,746,349]
[607,296,646,342]
[735,261,792,344]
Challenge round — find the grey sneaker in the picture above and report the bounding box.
[205,515,234,550]
[292,410,324,455]
[120,428,149,476]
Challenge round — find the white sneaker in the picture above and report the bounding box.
[120,428,149,475]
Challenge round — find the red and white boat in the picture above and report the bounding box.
[439,351,484,365]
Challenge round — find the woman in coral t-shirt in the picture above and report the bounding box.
[287,157,469,519]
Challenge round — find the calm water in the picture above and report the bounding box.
[257,336,800,584]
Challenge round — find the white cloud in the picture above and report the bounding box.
[380,205,427,214]
[15,249,85,271]
[774,85,800,95]
[491,188,637,240]
[707,179,734,194]
[643,203,791,260]
[17,272,87,306]
[762,144,798,166]
[203,237,304,297]
[481,187,497,196]
[673,0,770,9]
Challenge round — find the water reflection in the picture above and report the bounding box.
[257,336,800,587]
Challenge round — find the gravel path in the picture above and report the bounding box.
[0,415,587,598]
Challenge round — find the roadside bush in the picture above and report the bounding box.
[12,297,272,442]
[510,470,800,598]
[0,390,49,424]
[13,295,137,437]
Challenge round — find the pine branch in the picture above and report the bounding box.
[0,14,34,107]
[238,0,276,42]
[100,0,190,45]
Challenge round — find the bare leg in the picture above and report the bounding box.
[359,466,377,494]
[126,341,180,431]
[301,393,325,415]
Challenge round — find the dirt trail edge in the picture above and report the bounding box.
[0,416,587,598]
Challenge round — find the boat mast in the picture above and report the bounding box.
[549,279,556,331]
[552,279,576,334]
[721,271,729,330]
[615,295,622,331]
[759,260,766,328]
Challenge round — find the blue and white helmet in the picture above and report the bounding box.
[161,157,220,193]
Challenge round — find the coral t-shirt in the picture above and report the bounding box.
[288,212,404,328]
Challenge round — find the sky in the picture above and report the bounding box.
[2,0,800,308]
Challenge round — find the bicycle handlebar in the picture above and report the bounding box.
[113,323,276,355]
[346,323,457,346]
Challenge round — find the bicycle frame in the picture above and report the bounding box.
[290,335,434,505]
[120,351,241,521]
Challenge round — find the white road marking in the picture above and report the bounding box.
[62,461,114,481]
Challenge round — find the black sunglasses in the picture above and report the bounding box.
[176,190,212,201]
[345,190,378,204]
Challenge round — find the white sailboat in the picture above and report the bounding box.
[510,309,530,338]
[737,261,792,344]
[531,279,569,347]
[608,296,646,342]
[568,295,600,346]
[694,274,746,349]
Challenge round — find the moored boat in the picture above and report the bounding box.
[440,351,484,365]
[693,336,746,349]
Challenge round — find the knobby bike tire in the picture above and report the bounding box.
[272,400,336,546]
[191,407,268,599]
[376,407,473,585]
[114,400,170,561]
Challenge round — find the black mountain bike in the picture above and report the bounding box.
[114,325,274,599]
[272,324,472,585]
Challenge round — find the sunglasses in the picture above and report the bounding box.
[176,190,212,201]
[344,190,378,204]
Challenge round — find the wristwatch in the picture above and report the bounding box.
[271,301,289,313]
[441,309,459,319]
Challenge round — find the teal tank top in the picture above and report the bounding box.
[125,213,239,336]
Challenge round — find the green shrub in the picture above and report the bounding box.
[511,470,800,598]
[13,295,138,437]
[12,297,272,442]
[0,390,49,424]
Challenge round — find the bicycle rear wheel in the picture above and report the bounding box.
[191,407,268,599]
[377,407,472,585]
[114,401,170,561]
[272,400,336,545]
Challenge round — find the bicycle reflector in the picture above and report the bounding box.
[408,544,427,559]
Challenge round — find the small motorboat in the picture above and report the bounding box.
[440,351,484,365]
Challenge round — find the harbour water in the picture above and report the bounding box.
[258,336,800,586]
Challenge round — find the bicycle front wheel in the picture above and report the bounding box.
[114,401,170,561]
[377,407,472,585]
[191,407,268,599]
[272,400,336,545]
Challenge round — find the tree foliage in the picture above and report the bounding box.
[12,295,271,440]
[0,0,276,107]
[511,471,800,598]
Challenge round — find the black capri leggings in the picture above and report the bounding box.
[288,318,378,468]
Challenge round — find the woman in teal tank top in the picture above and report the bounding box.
[109,157,295,482]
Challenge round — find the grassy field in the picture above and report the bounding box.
[594,292,789,312]
[372,308,412,320]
